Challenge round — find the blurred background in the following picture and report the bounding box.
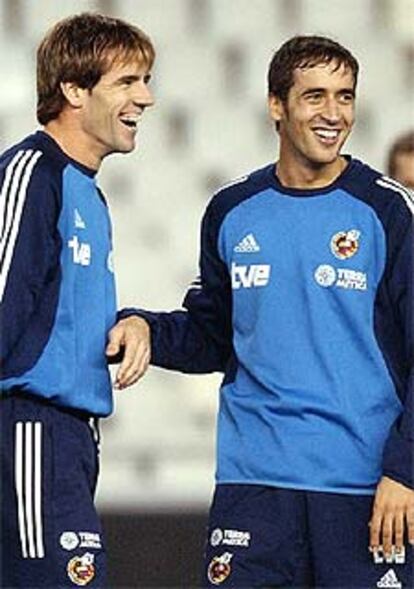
[1,0,413,586]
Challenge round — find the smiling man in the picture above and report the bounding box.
[120,36,414,587]
[0,13,154,588]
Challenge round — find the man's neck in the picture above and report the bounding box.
[44,120,102,172]
[276,155,347,189]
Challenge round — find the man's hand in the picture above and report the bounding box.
[369,476,414,557]
[106,316,151,389]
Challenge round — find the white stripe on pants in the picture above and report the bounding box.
[14,421,45,559]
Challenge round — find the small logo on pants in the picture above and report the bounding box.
[67,552,95,586]
[60,532,79,551]
[376,568,402,588]
[207,552,233,585]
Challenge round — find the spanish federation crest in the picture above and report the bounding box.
[330,229,360,259]
[67,552,95,586]
[207,552,233,585]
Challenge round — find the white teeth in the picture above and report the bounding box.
[120,114,140,128]
[314,129,339,139]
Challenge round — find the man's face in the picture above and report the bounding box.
[79,57,154,162]
[269,61,356,168]
[393,152,414,189]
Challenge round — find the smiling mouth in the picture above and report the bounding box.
[119,114,140,130]
[312,128,341,144]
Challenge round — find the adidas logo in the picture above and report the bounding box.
[234,233,260,253]
[74,208,86,229]
[377,568,402,588]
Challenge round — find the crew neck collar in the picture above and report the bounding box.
[266,156,357,197]
[35,130,98,178]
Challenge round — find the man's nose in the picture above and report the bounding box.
[322,96,340,122]
[134,83,155,107]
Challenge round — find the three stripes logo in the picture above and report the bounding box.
[14,421,45,559]
[376,175,414,215]
[234,233,260,253]
[74,208,86,230]
[376,568,402,588]
[0,149,43,302]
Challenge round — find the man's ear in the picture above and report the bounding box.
[268,94,284,126]
[59,82,87,109]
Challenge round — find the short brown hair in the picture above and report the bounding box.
[37,12,155,125]
[268,35,359,101]
[387,131,414,177]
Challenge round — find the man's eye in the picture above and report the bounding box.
[339,93,354,103]
[118,77,136,87]
[306,93,322,102]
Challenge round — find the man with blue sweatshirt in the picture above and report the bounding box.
[124,36,414,588]
[0,13,154,587]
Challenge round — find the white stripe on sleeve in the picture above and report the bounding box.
[376,177,414,216]
[0,150,25,236]
[0,150,43,302]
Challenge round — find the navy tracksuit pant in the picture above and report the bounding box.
[203,484,414,588]
[1,394,107,588]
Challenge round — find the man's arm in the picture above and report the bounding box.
[108,199,233,388]
[0,152,61,377]
[369,195,414,556]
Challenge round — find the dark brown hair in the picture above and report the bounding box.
[387,131,414,177]
[268,35,359,101]
[37,12,155,125]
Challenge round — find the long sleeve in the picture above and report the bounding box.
[0,150,61,378]
[381,194,414,488]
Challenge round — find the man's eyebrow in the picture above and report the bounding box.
[338,88,356,96]
[116,74,141,82]
[301,87,326,95]
[301,87,355,96]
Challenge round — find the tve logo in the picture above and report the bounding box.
[68,235,91,266]
[231,262,270,289]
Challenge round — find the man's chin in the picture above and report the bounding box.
[311,148,343,166]
[114,140,137,155]
[306,154,340,169]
